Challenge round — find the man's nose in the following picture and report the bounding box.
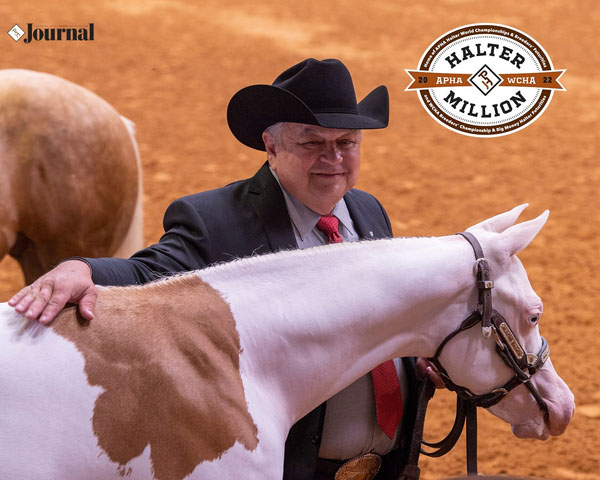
[320,143,343,164]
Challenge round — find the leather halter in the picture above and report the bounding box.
[399,231,551,479]
[430,231,550,413]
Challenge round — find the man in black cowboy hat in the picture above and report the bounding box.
[12,58,436,479]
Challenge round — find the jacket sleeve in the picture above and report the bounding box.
[85,196,217,286]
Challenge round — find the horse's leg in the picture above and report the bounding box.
[111,117,144,258]
[9,232,45,285]
[0,204,18,268]
[0,228,12,262]
[0,226,21,279]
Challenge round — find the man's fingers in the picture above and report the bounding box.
[11,283,45,315]
[425,366,446,389]
[25,281,66,322]
[38,306,65,325]
[416,357,447,389]
[8,286,30,307]
[37,285,97,325]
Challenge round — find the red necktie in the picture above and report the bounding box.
[316,215,343,243]
[371,359,403,439]
[316,215,403,439]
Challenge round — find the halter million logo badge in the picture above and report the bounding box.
[406,24,565,137]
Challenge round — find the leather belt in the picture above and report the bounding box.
[316,457,344,477]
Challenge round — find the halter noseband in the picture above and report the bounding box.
[428,231,550,414]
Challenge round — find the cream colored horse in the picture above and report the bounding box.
[0,69,143,284]
[0,205,574,480]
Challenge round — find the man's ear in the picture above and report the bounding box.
[262,131,277,159]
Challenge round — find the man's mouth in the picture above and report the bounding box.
[313,172,344,177]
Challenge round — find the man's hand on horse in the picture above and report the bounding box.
[8,260,97,325]
[416,357,446,389]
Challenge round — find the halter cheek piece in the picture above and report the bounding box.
[428,231,550,414]
[399,231,550,480]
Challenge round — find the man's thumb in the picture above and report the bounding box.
[78,292,97,321]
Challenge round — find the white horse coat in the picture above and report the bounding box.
[0,205,574,480]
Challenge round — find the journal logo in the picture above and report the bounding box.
[405,24,565,137]
[8,23,94,43]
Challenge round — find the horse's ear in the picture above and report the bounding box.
[467,204,529,233]
[498,209,550,256]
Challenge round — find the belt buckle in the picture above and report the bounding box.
[334,453,382,480]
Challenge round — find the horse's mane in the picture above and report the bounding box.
[202,235,440,278]
[99,235,441,294]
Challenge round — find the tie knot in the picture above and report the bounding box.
[317,215,343,244]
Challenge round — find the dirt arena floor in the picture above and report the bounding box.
[1,1,598,478]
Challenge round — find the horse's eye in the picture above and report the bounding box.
[527,314,540,325]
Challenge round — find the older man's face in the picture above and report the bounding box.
[263,123,362,215]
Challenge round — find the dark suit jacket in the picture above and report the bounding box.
[85,163,418,479]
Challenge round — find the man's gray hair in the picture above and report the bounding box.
[263,122,284,147]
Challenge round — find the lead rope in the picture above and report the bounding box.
[398,380,479,479]
[397,378,435,480]
[465,401,478,475]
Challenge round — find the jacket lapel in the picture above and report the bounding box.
[247,163,298,252]
[344,190,393,240]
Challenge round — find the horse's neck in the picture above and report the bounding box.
[200,235,477,423]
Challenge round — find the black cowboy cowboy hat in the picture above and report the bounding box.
[227,58,389,151]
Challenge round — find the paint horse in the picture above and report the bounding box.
[0,69,143,284]
[0,205,574,480]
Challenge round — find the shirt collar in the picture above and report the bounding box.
[269,167,353,242]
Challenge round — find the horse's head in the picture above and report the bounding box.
[435,205,574,440]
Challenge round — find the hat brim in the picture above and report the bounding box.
[227,84,389,151]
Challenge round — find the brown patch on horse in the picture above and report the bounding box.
[52,274,258,480]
